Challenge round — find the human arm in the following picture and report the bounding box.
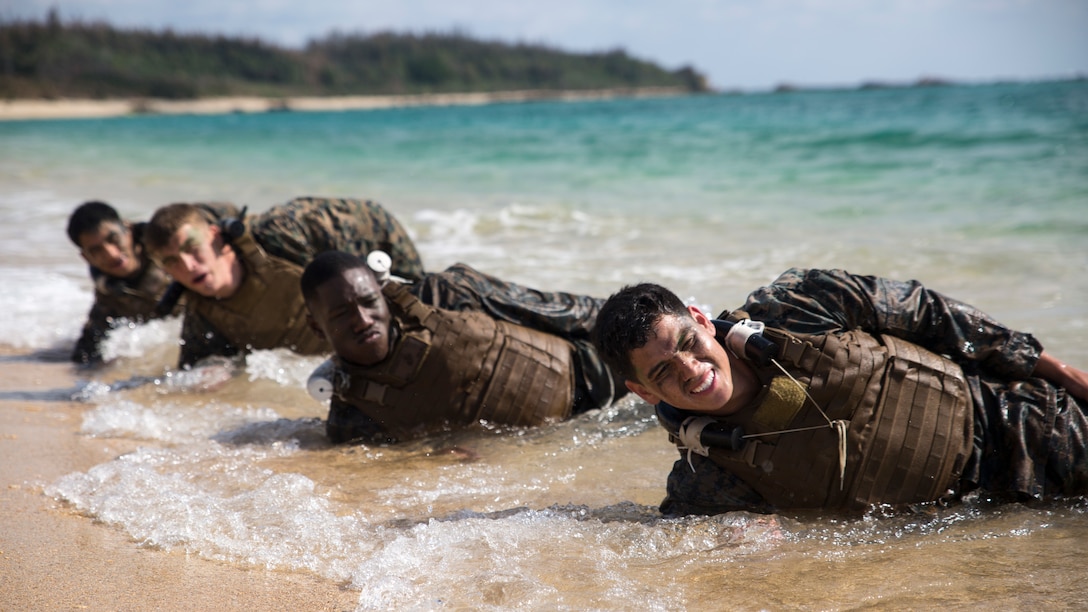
[326,397,396,445]
[1032,351,1088,403]
[741,268,1042,380]
[177,310,240,369]
[659,452,773,516]
[71,303,110,365]
[71,276,149,365]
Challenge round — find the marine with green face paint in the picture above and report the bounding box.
[143,196,425,368]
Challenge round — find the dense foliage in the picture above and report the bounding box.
[0,12,707,99]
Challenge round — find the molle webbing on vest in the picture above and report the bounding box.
[478,321,574,426]
[331,281,576,439]
[848,335,972,505]
[702,326,972,509]
[187,229,329,355]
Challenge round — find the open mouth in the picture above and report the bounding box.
[690,369,715,395]
[191,272,208,286]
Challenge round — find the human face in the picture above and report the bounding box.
[78,222,141,278]
[625,306,742,415]
[306,267,393,366]
[155,222,240,298]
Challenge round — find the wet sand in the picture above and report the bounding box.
[0,353,358,611]
[0,87,688,121]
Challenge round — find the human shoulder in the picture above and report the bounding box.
[741,268,866,332]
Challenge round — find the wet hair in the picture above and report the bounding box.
[592,283,690,381]
[66,201,122,246]
[143,203,216,256]
[300,250,374,306]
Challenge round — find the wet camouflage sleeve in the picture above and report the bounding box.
[250,196,425,281]
[72,298,113,365]
[660,451,773,516]
[326,397,396,445]
[177,309,241,369]
[736,268,1043,379]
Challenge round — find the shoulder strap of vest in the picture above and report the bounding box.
[227,225,271,270]
[381,281,437,329]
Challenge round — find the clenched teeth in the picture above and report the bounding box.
[691,370,714,394]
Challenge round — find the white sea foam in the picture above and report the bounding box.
[350,508,780,610]
[243,348,326,387]
[0,266,90,350]
[45,442,378,581]
[99,316,183,362]
[45,432,781,610]
[80,398,283,443]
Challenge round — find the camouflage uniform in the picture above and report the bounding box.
[325,263,627,442]
[72,223,179,365]
[660,268,1088,515]
[177,196,424,367]
[250,196,423,281]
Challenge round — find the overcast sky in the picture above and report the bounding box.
[7,0,1086,90]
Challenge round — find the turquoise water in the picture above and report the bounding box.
[3,79,1085,352]
[6,83,1086,221]
[2,80,1087,609]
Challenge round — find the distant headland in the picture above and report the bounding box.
[0,10,707,121]
[3,11,1081,122]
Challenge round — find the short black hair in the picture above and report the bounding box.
[300,250,373,305]
[67,201,122,246]
[592,283,690,381]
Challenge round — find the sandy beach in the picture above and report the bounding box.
[0,87,688,122]
[0,351,358,611]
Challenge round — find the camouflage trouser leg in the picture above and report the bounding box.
[409,263,628,412]
[409,263,604,340]
[251,196,425,281]
[967,375,1088,499]
[570,338,629,414]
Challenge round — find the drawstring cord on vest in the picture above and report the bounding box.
[751,358,849,489]
[676,358,850,490]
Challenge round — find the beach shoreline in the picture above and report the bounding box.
[0,87,690,122]
[0,352,358,610]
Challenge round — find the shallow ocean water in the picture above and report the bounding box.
[2,80,1087,609]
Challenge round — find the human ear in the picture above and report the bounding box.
[687,305,716,334]
[625,379,661,405]
[306,312,327,340]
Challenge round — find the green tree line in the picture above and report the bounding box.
[0,11,708,99]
